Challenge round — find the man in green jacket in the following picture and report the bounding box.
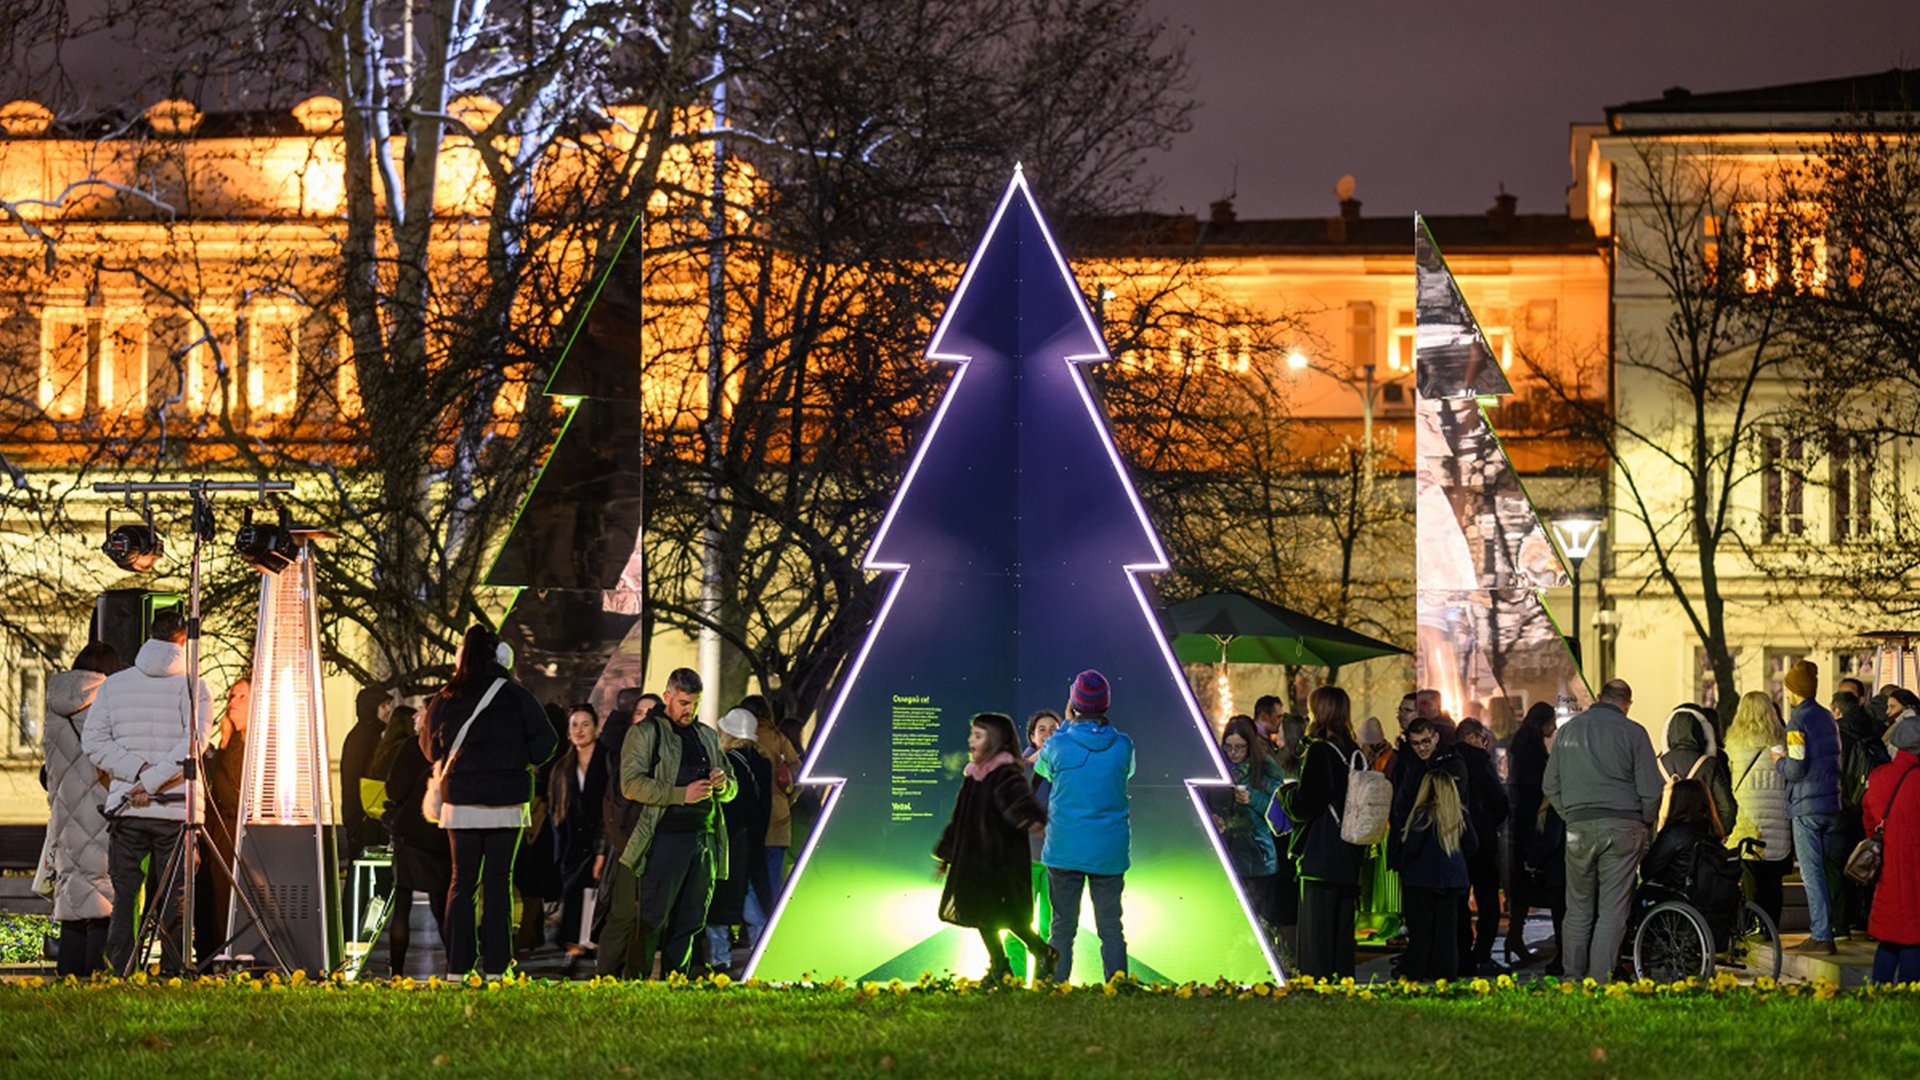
[597,668,736,978]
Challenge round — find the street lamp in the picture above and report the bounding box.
[1550,514,1604,668]
[1285,354,1407,500]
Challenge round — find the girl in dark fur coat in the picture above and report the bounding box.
[935,712,1058,982]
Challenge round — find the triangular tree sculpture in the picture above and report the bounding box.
[749,171,1278,985]
[488,218,647,707]
[1413,215,1591,725]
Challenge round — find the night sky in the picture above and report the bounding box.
[35,1,1920,223]
[1141,0,1920,220]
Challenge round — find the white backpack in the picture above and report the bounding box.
[1337,749,1393,846]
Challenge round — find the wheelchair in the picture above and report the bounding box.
[1629,838,1783,982]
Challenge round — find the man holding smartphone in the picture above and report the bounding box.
[609,668,736,978]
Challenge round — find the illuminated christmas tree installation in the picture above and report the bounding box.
[1413,216,1590,724]
[489,219,647,705]
[749,170,1277,984]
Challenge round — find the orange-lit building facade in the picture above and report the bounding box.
[0,93,1620,820]
[0,94,684,821]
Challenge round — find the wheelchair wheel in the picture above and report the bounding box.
[1633,900,1715,983]
[1719,900,1782,980]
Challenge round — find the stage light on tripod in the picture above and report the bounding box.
[102,501,164,573]
[234,510,298,574]
[102,524,164,573]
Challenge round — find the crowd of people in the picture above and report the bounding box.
[336,629,809,980]
[35,613,1920,987]
[1212,663,1920,985]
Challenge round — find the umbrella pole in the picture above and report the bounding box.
[1214,636,1234,732]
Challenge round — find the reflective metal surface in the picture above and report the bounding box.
[1414,219,1589,729]
[1414,216,1514,402]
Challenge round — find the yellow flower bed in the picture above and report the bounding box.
[0,968,1881,1002]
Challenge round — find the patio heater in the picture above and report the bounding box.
[1860,631,1920,696]
[226,519,343,974]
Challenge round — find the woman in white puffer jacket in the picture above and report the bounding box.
[43,642,125,976]
[1725,690,1793,930]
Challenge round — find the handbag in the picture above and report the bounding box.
[1845,765,1915,887]
[31,829,56,898]
[423,678,506,825]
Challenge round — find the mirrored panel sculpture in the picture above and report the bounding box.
[1414,217,1590,729]
[1414,221,1514,402]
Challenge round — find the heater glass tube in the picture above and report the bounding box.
[243,547,331,824]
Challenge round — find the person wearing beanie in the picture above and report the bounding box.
[1774,659,1844,953]
[1863,716,1920,983]
[1033,669,1135,982]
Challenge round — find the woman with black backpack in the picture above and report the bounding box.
[1281,686,1365,979]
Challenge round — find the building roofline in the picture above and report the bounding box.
[1606,68,1920,131]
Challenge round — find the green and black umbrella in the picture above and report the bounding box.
[1162,589,1408,668]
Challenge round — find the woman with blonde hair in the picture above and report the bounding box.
[1389,768,1476,980]
[1725,689,1792,926]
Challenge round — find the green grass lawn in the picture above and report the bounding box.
[2,977,1916,1079]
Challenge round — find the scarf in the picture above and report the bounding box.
[964,750,1019,781]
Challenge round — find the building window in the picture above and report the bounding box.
[1836,649,1879,692]
[1347,301,1376,369]
[37,309,155,421]
[337,347,360,416]
[147,311,237,419]
[1832,434,1873,542]
[1480,306,1515,371]
[39,310,90,419]
[1761,432,1805,539]
[1766,646,1809,713]
[99,317,147,418]
[244,309,303,419]
[1388,309,1416,371]
[1696,646,1742,711]
[15,665,43,758]
[1735,202,1827,295]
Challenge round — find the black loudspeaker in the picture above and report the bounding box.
[92,589,184,663]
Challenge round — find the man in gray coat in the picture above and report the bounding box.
[1543,679,1662,981]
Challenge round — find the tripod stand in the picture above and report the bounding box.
[95,478,295,976]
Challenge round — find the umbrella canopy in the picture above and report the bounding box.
[1163,589,1409,668]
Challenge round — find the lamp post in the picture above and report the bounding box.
[1550,514,1604,668]
[1287,353,1395,500]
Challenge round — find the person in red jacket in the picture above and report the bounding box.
[1863,714,1920,984]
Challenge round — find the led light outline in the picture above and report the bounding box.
[746,168,1281,984]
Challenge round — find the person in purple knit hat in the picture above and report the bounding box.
[1033,669,1136,982]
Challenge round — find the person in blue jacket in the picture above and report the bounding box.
[1775,659,1844,953]
[1034,669,1135,983]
